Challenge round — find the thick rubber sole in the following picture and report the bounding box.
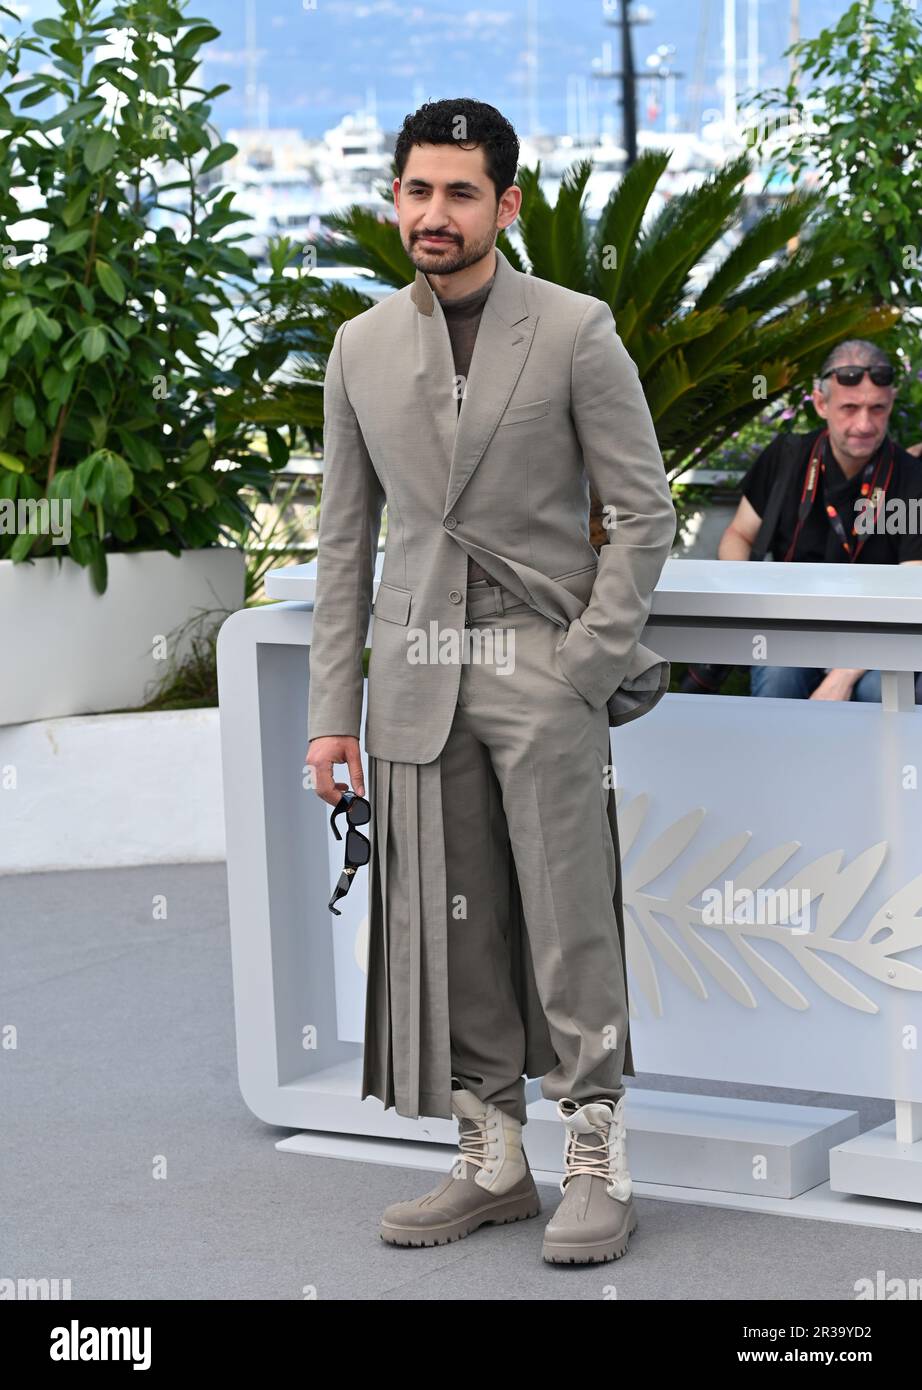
[542,1209,638,1265]
[380,1189,541,1248]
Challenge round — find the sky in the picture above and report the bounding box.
[6,0,877,140]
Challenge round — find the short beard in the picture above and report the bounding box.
[406,227,496,277]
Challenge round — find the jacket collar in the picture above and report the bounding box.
[407,242,537,517]
[410,243,527,327]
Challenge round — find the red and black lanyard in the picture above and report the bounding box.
[782,429,895,563]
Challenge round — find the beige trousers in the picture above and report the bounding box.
[360,580,634,1122]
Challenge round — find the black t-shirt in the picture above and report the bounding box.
[740,427,922,563]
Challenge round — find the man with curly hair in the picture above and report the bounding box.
[307,98,676,1264]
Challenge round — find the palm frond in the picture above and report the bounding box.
[747,297,899,377]
[682,306,754,377]
[589,148,671,308]
[631,304,726,377]
[696,189,825,310]
[517,160,593,289]
[626,153,751,335]
[548,158,593,290]
[316,207,411,288]
[515,162,556,280]
[722,233,864,318]
[644,352,736,423]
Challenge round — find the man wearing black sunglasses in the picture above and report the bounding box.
[690,340,922,702]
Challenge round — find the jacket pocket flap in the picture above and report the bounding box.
[500,398,550,426]
[372,583,412,625]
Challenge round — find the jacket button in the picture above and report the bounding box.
[444,516,457,529]
[449,590,463,603]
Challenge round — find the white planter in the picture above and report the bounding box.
[0,709,225,874]
[0,548,245,726]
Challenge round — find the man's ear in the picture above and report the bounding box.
[812,385,828,419]
[497,184,522,231]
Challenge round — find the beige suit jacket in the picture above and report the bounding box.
[308,244,677,764]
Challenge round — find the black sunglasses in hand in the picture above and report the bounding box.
[328,790,371,915]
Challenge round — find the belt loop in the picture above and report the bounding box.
[466,580,521,620]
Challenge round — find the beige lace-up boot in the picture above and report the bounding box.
[380,1084,540,1247]
[542,1095,637,1264]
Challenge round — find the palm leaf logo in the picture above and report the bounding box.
[616,790,922,1018]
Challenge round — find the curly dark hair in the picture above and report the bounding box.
[393,98,519,204]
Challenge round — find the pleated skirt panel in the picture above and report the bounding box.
[360,751,454,1120]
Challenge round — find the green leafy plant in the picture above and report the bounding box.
[890,323,922,451]
[0,0,291,591]
[752,0,922,308]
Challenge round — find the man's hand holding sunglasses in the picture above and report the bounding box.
[307,736,372,914]
[307,734,366,806]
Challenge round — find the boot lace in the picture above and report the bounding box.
[453,1119,492,1175]
[561,1119,625,1191]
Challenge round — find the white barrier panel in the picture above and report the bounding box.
[217,558,922,1220]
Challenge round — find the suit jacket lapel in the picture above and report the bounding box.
[410,245,537,518]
